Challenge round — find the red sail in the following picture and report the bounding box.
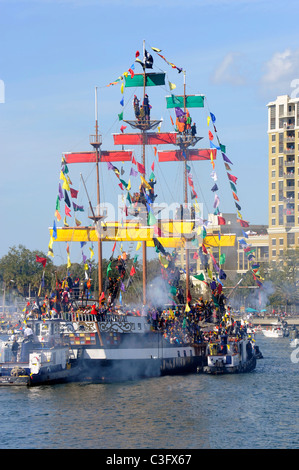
[113,132,177,146]
[158,148,217,162]
[64,151,133,164]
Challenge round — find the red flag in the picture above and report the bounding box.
[112,242,116,252]
[209,130,214,140]
[70,188,78,199]
[132,155,137,165]
[228,173,238,184]
[36,256,47,268]
[232,192,239,201]
[187,290,192,303]
[237,219,249,228]
[170,115,174,126]
[137,162,145,174]
[202,244,208,254]
[135,51,140,58]
[128,68,134,78]
[65,205,71,216]
[193,252,199,259]
[218,216,226,225]
[118,183,124,190]
[130,266,136,276]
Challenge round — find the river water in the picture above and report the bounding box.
[0,334,298,450]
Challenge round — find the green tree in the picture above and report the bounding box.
[0,245,54,297]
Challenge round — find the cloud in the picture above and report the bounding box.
[211,52,247,86]
[261,48,299,84]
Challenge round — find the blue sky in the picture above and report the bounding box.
[1,0,299,265]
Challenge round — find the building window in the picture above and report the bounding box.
[287,233,295,245]
[279,205,284,225]
[271,206,276,213]
[272,134,276,141]
[272,170,276,178]
[272,194,276,201]
[272,218,276,225]
[279,249,284,256]
[272,146,276,154]
[272,158,276,165]
[272,249,276,257]
[279,238,284,245]
[272,238,276,245]
[272,182,276,190]
[270,105,276,129]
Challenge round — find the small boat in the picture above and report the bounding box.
[203,334,256,374]
[262,322,284,338]
[0,321,82,386]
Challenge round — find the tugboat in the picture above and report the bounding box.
[0,319,82,386]
[203,334,256,374]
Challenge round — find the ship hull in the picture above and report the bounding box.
[78,354,205,382]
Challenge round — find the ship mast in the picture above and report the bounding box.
[183,71,190,298]
[90,86,103,300]
[142,39,147,306]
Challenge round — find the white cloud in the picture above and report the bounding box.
[211,52,247,86]
[261,48,299,84]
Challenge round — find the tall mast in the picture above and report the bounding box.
[90,86,103,301]
[142,39,147,306]
[183,70,190,298]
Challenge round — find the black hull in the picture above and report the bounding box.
[79,355,206,383]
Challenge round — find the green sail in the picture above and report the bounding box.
[125,73,165,88]
[166,94,204,109]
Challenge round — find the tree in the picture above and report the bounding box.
[0,245,54,297]
[267,248,299,311]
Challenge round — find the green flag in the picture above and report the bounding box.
[219,253,226,265]
[148,211,157,226]
[193,273,205,281]
[107,262,112,275]
[118,111,123,121]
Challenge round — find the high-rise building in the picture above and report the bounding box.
[267,95,299,261]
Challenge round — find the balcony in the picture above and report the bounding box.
[285,160,295,166]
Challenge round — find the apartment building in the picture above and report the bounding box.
[267,95,299,260]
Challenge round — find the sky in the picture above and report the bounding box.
[1,0,299,266]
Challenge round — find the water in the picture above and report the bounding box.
[0,335,298,449]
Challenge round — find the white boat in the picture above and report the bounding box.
[203,334,256,374]
[262,322,284,338]
[0,320,82,386]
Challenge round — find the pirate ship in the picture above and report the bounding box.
[40,42,259,381]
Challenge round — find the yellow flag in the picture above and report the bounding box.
[136,241,141,251]
[67,254,71,268]
[127,179,131,191]
[237,211,242,219]
[63,217,69,227]
[168,81,176,90]
[140,176,151,190]
[62,180,70,191]
[89,247,94,259]
[121,82,124,94]
[207,268,213,280]
[75,218,81,226]
[185,303,190,313]
[159,253,169,268]
[48,236,54,249]
[207,116,211,126]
